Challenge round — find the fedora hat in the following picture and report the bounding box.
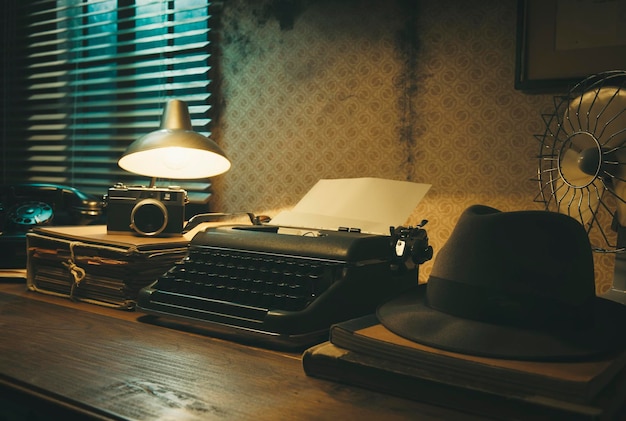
[377,204,626,361]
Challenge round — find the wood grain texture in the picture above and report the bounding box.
[0,284,477,420]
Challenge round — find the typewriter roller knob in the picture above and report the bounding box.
[389,222,433,273]
[412,239,433,265]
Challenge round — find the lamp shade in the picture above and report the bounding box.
[118,99,231,179]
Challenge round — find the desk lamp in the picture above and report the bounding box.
[118,99,231,186]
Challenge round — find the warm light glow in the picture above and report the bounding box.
[118,99,231,179]
[118,145,231,179]
[163,146,191,171]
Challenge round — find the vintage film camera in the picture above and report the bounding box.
[105,183,188,236]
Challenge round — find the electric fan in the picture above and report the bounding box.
[536,70,626,304]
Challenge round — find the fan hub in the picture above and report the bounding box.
[577,147,601,175]
[558,131,602,188]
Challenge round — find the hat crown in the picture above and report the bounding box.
[427,205,596,328]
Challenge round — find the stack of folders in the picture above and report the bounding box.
[302,314,626,420]
[26,225,191,309]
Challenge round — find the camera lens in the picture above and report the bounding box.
[130,198,168,236]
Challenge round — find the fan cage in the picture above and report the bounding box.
[535,70,626,253]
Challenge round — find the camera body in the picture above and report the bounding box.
[105,184,188,236]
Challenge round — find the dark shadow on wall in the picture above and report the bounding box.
[211,0,426,188]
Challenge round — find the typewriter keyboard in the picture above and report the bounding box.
[149,245,345,321]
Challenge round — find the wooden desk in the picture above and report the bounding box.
[0,282,480,421]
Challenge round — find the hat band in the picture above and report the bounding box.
[426,276,593,330]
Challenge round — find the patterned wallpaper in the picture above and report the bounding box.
[210,0,615,292]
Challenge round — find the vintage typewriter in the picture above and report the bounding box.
[137,219,432,349]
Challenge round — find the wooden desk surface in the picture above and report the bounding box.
[0,282,480,421]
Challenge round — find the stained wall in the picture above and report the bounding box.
[209,0,614,290]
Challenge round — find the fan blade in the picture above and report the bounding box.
[612,148,626,227]
[566,86,626,153]
[553,176,601,227]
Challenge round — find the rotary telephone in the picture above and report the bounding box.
[0,183,105,269]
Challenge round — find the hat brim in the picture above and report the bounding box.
[377,285,626,361]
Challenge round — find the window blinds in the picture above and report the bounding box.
[2,0,216,204]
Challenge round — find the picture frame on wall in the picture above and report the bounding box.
[515,0,626,92]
